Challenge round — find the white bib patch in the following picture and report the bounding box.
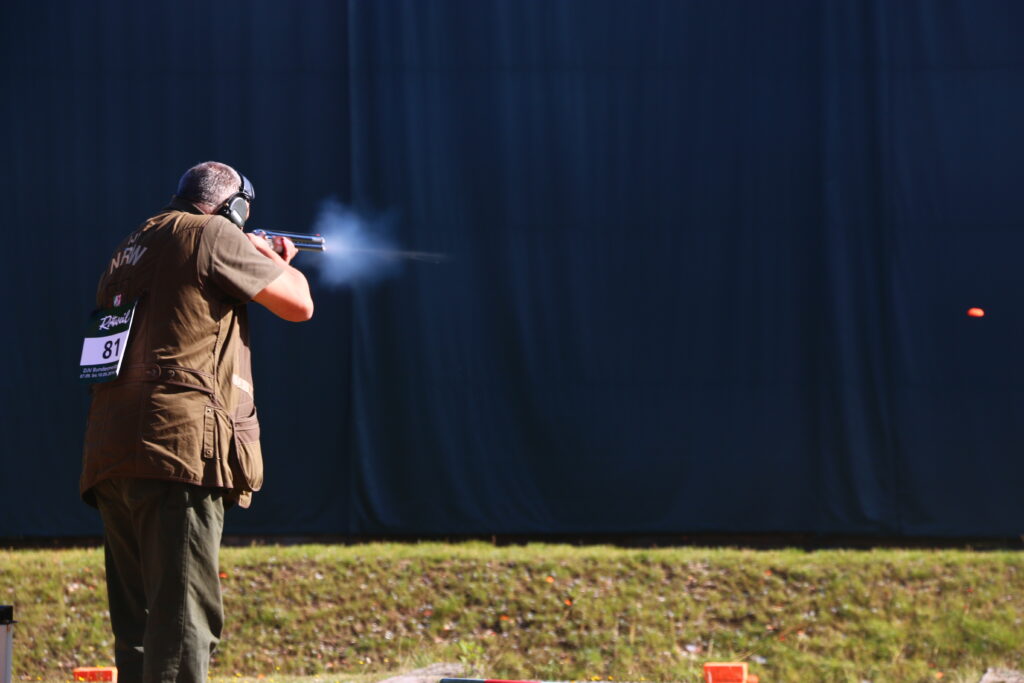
[79,300,137,383]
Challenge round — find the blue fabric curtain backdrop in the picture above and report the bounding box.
[2,0,1022,538]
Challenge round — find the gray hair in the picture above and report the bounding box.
[176,161,241,209]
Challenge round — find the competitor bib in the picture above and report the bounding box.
[79,300,137,383]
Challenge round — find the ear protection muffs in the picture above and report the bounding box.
[219,173,255,228]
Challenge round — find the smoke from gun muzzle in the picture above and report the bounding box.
[338,247,449,264]
[310,199,449,286]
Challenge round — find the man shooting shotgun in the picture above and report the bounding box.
[80,161,314,683]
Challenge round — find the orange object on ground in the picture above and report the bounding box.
[72,667,118,682]
[704,662,748,682]
[967,307,985,317]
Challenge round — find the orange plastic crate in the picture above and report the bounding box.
[703,662,747,683]
[72,667,118,682]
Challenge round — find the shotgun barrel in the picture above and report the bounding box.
[250,229,326,253]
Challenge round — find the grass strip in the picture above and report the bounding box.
[2,542,1022,682]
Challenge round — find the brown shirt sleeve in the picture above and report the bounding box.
[198,217,283,302]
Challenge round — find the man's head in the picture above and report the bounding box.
[176,161,254,226]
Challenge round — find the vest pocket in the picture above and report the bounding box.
[200,404,237,491]
[231,410,264,491]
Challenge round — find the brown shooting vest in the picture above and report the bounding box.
[81,200,277,508]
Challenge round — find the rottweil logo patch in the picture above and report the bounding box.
[98,312,133,331]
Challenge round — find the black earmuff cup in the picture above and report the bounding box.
[218,171,254,227]
[223,195,250,227]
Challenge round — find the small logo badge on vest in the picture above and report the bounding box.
[113,293,123,306]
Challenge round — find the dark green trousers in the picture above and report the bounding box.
[94,478,225,683]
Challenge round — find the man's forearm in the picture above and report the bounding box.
[253,265,314,322]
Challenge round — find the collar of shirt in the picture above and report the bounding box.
[166,195,208,214]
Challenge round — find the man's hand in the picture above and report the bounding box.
[246,232,298,264]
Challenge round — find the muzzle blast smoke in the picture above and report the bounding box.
[333,247,448,264]
[308,198,450,286]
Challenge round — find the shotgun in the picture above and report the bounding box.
[249,229,326,253]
